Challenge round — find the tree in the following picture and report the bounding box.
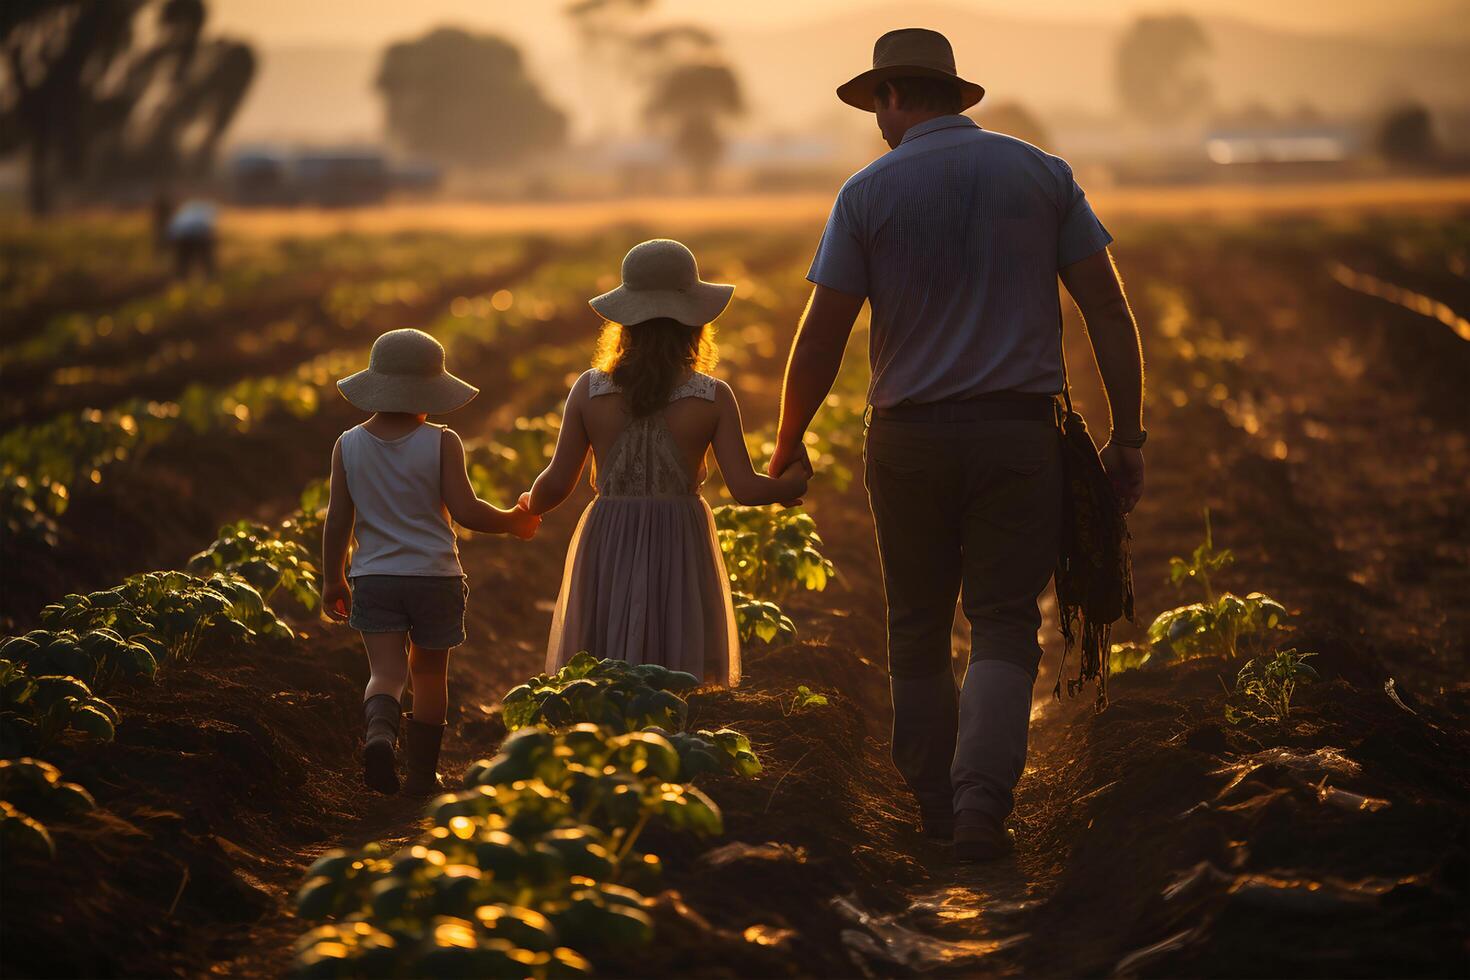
[375,28,567,170]
[1115,15,1213,128]
[1376,102,1437,164]
[0,0,254,214]
[564,1,741,186]
[643,61,743,190]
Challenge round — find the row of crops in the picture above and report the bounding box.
[0,570,291,856]
[292,654,763,977]
[0,234,553,547]
[2,227,530,371]
[1,226,820,558]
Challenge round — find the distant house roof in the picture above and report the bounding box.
[1204,127,1357,164]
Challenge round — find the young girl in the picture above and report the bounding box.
[321,328,540,795]
[520,239,810,686]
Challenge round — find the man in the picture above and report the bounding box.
[769,28,1146,861]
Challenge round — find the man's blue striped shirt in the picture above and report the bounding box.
[807,114,1113,408]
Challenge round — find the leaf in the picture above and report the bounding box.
[789,685,829,711]
[0,801,55,859]
[658,784,723,837]
[68,703,116,741]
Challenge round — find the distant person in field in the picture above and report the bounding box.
[321,329,541,796]
[771,29,1146,861]
[164,199,219,280]
[519,239,809,686]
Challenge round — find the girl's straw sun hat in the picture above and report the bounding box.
[337,328,478,414]
[589,239,735,328]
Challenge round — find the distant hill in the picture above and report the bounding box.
[230,4,1470,145]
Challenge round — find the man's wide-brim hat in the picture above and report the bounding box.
[837,27,985,112]
[589,239,735,328]
[337,328,479,414]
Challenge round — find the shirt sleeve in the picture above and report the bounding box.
[1054,158,1113,268]
[806,191,869,298]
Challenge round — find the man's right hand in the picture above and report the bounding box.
[1099,443,1145,515]
[768,439,813,480]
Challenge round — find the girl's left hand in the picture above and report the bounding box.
[517,491,534,513]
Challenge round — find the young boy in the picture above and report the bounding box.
[322,328,539,795]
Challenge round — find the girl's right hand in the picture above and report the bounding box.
[507,505,541,540]
[322,579,352,621]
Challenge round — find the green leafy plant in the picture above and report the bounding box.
[36,571,290,664]
[1145,591,1289,661]
[280,478,330,547]
[731,592,796,646]
[786,685,829,714]
[714,506,834,601]
[714,506,834,649]
[0,758,96,860]
[187,519,321,609]
[457,725,725,842]
[660,728,763,779]
[501,652,698,734]
[1168,507,1234,600]
[291,657,763,976]
[0,659,119,753]
[1111,514,1290,675]
[1225,649,1318,727]
[0,630,157,695]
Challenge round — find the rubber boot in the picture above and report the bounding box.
[362,694,401,794]
[400,714,446,796]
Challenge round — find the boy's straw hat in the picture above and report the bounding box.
[337,329,478,415]
[836,28,984,112]
[589,239,735,328]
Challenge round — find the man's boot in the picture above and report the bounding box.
[401,714,446,796]
[363,694,401,794]
[953,809,1013,863]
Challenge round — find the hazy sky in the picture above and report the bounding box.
[212,0,1470,144]
[211,0,1464,45]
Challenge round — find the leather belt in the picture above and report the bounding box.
[870,393,1058,423]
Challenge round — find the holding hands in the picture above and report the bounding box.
[768,438,814,508]
[508,492,541,540]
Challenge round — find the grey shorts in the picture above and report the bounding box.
[348,575,467,649]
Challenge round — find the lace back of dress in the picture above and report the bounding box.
[599,415,696,496]
[593,371,713,497]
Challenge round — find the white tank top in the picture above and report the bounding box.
[340,423,462,578]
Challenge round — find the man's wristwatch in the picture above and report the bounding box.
[1110,428,1147,449]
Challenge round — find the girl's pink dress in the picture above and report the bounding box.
[545,370,740,686]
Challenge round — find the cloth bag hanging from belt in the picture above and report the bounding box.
[1053,313,1135,709]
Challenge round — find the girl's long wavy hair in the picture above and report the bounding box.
[592,318,718,417]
